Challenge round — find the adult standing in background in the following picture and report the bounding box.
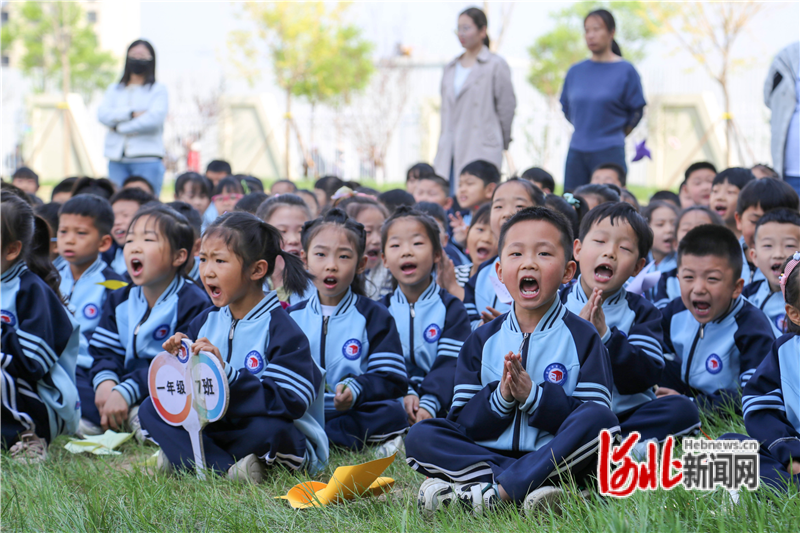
[765,41,800,194]
[433,7,516,192]
[560,9,645,192]
[98,40,168,196]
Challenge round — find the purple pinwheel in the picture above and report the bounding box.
[632,139,651,162]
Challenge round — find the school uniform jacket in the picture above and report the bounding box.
[743,279,787,338]
[381,280,471,416]
[58,257,125,369]
[742,334,800,469]
[288,288,408,411]
[652,268,680,309]
[661,295,775,411]
[1,262,81,437]
[448,297,614,453]
[561,278,666,414]
[464,256,512,330]
[184,292,328,474]
[101,241,128,277]
[89,275,211,407]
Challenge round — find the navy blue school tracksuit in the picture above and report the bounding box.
[405,298,619,501]
[88,275,210,424]
[288,288,409,449]
[444,241,469,267]
[58,257,125,425]
[464,256,512,330]
[1,262,81,445]
[561,279,700,442]
[101,242,128,278]
[381,280,471,417]
[743,279,787,338]
[721,334,800,491]
[659,295,775,414]
[651,268,680,309]
[140,292,329,475]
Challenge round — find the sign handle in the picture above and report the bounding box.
[184,410,206,479]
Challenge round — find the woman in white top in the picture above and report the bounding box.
[433,7,516,192]
[98,40,168,196]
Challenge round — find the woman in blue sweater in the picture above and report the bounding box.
[560,9,646,192]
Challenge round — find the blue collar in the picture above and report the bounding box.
[392,277,438,305]
[223,292,280,322]
[308,287,356,317]
[134,274,184,308]
[505,296,564,335]
[573,275,625,306]
[1,261,27,283]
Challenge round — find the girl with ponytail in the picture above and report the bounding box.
[560,8,646,192]
[1,190,81,461]
[288,209,409,453]
[141,211,328,480]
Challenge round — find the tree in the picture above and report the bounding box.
[228,2,374,178]
[1,1,116,100]
[525,1,655,167]
[642,2,766,166]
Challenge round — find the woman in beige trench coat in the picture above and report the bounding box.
[433,7,516,192]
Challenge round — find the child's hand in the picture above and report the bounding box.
[499,351,515,402]
[579,288,607,337]
[416,407,434,422]
[334,383,353,411]
[448,212,468,246]
[94,380,117,412]
[481,307,502,325]
[404,394,419,424]
[192,337,222,363]
[655,386,680,398]
[100,390,129,431]
[162,332,188,355]
[505,352,532,403]
[790,460,800,476]
[436,255,459,293]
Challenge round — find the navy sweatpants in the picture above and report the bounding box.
[139,397,307,473]
[618,395,701,442]
[405,401,619,501]
[1,378,52,448]
[326,399,408,450]
[76,366,101,425]
[720,433,800,492]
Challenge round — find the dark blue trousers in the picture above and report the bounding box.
[139,397,307,473]
[720,433,800,492]
[618,395,701,442]
[405,401,619,501]
[326,399,408,450]
[1,379,51,448]
[76,366,101,425]
[564,145,627,192]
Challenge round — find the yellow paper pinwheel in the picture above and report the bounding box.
[278,453,396,509]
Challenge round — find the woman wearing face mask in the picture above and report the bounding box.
[98,40,168,196]
[560,9,646,192]
[433,7,516,194]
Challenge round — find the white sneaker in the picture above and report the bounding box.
[127,405,144,444]
[453,482,500,515]
[523,486,566,516]
[155,449,172,474]
[375,435,404,458]
[78,418,103,438]
[631,437,659,462]
[227,453,266,484]
[417,477,457,516]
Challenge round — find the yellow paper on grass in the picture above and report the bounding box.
[96,280,129,291]
[64,430,132,455]
[278,453,396,509]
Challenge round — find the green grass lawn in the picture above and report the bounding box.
[3,406,798,532]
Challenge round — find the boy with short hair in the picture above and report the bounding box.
[415,201,469,267]
[413,174,453,212]
[709,167,755,239]
[520,167,555,194]
[406,162,435,195]
[205,159,231,188]
[122,175,155,196]
[270,179,297,195]
[742,208,800,337]
[406,206,618,515]
[165,201,203,282]
[51,177,77,204]
[452,160,501,246]
[681,162,717,207]
[590,163,626,189]
[103,188,158,276]
[56,194,126,435]
[657,225,775,414]
[561,203,700,445]
[11,166,39,196]
[736,177,799,284]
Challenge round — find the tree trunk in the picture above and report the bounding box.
[722,80,731,167]
[58,4,71,177]
[285,88,291,179]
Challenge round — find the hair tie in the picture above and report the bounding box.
[563,192,581,209]
[780,251,800,300]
